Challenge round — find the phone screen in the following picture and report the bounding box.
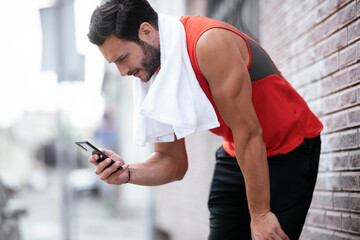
[75,141,123,170]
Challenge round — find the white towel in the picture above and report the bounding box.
[133,13,220,146]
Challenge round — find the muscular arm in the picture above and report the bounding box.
[89,138,188,186]
[196,28,288,240]
[130,139,188,185]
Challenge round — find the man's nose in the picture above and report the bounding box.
[115,63,129,77]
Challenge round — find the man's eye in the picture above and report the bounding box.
[119,56,127,62]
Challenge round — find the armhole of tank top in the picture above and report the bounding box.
[193,29,211,87]
[236,32,252,70]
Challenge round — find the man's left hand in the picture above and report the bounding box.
[251,212,290,240]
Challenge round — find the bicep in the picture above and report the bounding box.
[196,29,260,135]
[153,138,187,164]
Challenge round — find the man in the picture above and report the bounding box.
[87,0,323,239]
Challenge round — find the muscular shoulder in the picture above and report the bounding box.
[196,28,249,87]
[196,28,249,72]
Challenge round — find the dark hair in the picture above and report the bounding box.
[88,0,158,46]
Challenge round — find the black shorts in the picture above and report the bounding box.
[208,136,321,240]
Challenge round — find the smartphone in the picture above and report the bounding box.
[75,141,123,170]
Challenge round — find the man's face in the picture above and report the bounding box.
[99,35,160,82]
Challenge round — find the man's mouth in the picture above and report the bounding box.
[133,70,140,77]
[129,69,140,78]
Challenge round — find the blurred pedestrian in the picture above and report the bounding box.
[86,1,323,239]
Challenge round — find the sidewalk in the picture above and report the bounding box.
[17,171,150,240]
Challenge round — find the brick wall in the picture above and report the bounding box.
[259,0,360,239]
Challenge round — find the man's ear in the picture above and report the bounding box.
[138,22,155,43]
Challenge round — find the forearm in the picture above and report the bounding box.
[235,132,270,218]
[128,151,187,186]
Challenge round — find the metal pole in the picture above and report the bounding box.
[55,110,73,240]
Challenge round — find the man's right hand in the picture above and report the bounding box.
[88,149,130,185]
[250,212,290,240]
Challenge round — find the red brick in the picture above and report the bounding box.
[348,20,360,43]
[317,230,335,240]
[324,95,339,114]
[317,0,347,22]
[349,150,360,169]
[329,0,355,12]
[341,213,360,233]
[301,81,322,100]
[332,69,349,91]
[328,28,348,55]
[340,44,357,67]
[322,132,341,152]
[317,1,332,23]
[348,106,360,127]
[329,0,341,13]
[319,153,334,171]
[334,192,350,210]
[317,172,341,190]
[349,193,360,212]
[322,76,334,95]
[297,10,318,39]
[340,129,358,150]
[331,111,348,131]
[326,211,343,230]
[333,151,350,170]
[334,231,355,240]
[330,132,343,151]
[300,226,335,240]
[325,53,339,76]
[297,32,314,55]
[310,227,335,240]
[350,235,360,240]
[323,88,358,114]
[297,48,317,70]
[299,226,311,240]
[314,14,339,42]
[340,172,359,190]
[340,88,357,108]
[320,115,331,133]
[348,63,360,84]
[306,209,326,227]
[339,0,354,6]
[316,39,330,59]
[338,1,357,27]
[312,191,333,209]
[309,98,323,116]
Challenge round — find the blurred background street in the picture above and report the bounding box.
[17,170,150,240]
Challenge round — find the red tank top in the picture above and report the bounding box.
[180,16,323,157]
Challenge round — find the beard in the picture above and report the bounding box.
[138,39,160,82]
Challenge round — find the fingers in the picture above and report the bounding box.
[250,212,289,240]
[87,148,128,185]
[88,153,100,165]
[271,233,284,240]
[96,158,120,179]
[275,229,289,240]
[94,158,129,185]
[100,148,120,161]
[88,148,123,165]
[104,163,130,184]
